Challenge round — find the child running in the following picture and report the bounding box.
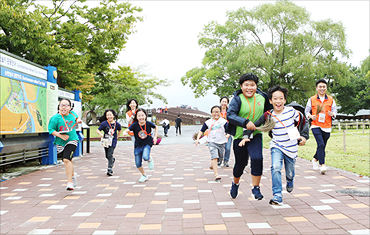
[48,99,82,191]
[97,109,122,176]
[122,108,158,183]
[195,105,228,181]
[242,85,309,205]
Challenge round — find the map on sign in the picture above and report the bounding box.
[0,76,47,134]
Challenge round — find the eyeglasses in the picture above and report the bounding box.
[59,104,70,108]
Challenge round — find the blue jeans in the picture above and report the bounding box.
[134,145,151,168]
[224,136,233,162]
[271,148,296,196]
[311,128,331,165]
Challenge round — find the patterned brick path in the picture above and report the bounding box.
[1,143,369,234]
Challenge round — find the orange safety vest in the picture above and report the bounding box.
[127,110,136,136]
[311,94,333,128]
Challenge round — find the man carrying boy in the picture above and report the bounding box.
[305,79,337,174]
[227,73,271,200]
[242,86,309,205]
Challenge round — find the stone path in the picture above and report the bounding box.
[1,136,369,234]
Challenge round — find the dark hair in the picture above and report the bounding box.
[220,96,229,104]
[126,99,138,112]
[100,109,118,122]
[177,115,180,117]
[239,73,259,86]
[316,79,327,87]
[267,85,289,100]
[133,108,147,123]
[210,105,221,113]
[59,98,74,110]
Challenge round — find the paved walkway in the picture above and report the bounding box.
[1,129,369,234]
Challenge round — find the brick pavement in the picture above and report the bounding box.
[1,143,369,235]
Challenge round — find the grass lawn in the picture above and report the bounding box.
[263,128,370,177]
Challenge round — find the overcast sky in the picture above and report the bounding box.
[113,1,370,113]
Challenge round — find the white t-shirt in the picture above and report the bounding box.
[269,106,300,158]
[202,118,228,144]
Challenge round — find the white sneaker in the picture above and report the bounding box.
[72,172,78,187]
[66,182,74,191]
[312,159,319,170]
[320,165,327,174]
[139,175,148,183]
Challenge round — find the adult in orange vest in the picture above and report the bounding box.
[304,79,337,174]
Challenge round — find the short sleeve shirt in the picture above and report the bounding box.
[129,121,156,148]
[48,111,79,146]
[98,121,122,148]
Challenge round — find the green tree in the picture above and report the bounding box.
[181,0,351,105]
[331,64,370,115]
[0,0,142,101]
[84,65,170,120]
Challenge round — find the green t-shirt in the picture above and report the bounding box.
[48,111,79,146]
[235,93,265,139]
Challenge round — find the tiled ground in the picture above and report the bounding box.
[1,143,369,234]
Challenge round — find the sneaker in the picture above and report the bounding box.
[139,175,148,183]
[148,159,154,170]
[107,171,113,176]
[312,159,319,170]
[230,181,239,199]
[269,195,283,205]
[218,159,222,166]
[286,181,294,193]
[224,161,229,167]
[320,165,327,174]
[72,172,78,187]
[66,182,74,191]
[251,186,264,200]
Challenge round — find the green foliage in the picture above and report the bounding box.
[0,0,142,101]
[331,65,370,115]
[84,65,170,119]
[182,0,352,105]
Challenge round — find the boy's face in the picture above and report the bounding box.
[240,80,257,98]
[269,91,286,114]
[316,82,327,96]
[211,107,221,120]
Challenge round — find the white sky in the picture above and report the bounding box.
[115,1,370,113]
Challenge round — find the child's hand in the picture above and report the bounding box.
[153,137,157,145]
[76,117,83,124]
[238,138,250,147]
[298,136,307,146]
[195,140,199,146]
[59,134,69,141]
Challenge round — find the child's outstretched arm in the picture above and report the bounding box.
[122,128,131,136]
[153,126,158,144]
[195,131,204,146]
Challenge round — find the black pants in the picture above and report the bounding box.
[176,126,181,135]
[104,146,115,173]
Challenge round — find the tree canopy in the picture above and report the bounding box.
[181,0,352,105]
[1,0,169,113]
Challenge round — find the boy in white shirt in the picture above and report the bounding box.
[195,105,229,181]
[242,86,309,205]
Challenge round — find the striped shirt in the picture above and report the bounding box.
[56,140,78,154]
[269,106,300,158]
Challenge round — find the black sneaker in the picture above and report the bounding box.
[230,181,239,199]
[286,181,294,193]
[251,186,264,200]
[107,171,113,176]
